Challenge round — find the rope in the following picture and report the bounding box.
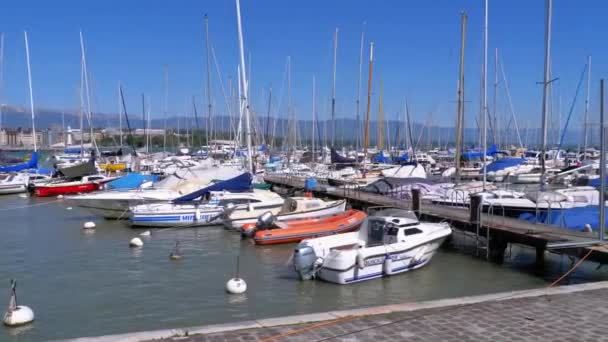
[547,248,593,287]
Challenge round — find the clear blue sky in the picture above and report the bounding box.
[1,0,607,129]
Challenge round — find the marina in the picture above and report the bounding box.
[1,0,608,340]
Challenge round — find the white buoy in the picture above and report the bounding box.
[66,207,72,210]
[225,278,247,294]
[139,230,151,237]
[129,237,144,248]
[18,194,27,198]
[57,195,64,199]
[3,280,34,327]
[226,256,247,294]
[83,221,96,229]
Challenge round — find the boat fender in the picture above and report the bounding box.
[383,256,394,275]
[3,280,34,327]
[356,252,365,269]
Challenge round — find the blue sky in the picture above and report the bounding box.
[1,0,607,129]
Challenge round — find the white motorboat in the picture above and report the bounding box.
[224,197,346,230]
[129,190,283,228]
[293,208,452,284]
[0,173,51,195]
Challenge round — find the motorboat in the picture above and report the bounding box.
[0,173,32,195]
[292,208,452,284]
[242,209,367,245]
[129,189,283,228]
[224,197,347,230]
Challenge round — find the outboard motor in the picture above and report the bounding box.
[293,245,321,280]
[243,211,275,238]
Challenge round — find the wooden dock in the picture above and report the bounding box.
[264,174,608,265]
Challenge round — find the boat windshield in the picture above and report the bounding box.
[368,208,419,222]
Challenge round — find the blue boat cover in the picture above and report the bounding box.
[23,167,53,175]
[519,206,607,231]
[462,144,499,161]
[397,153,409,163]
[0,151,38,173]
[485,157,525,173]
[172,172,253,203]
[372,152,392,164]
[64,148,83,154]
[106,173,160,190]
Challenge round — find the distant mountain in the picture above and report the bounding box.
[0,104,589,148]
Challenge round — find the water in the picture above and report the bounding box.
[1,194,607,341]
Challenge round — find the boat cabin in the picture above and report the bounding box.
[279,197,325,214]
[363,209,422,246]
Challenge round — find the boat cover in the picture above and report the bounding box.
[485,157,525,173]
[360,177,433,194]
[172,172,253,203]
[330,148,356,169]
[462,144,499,161]
[0,151,38,173]
[519,206,607,231]
[106,173,159,190]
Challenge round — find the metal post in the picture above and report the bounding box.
[540,0,553,186]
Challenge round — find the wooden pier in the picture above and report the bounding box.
[264,174,608,265]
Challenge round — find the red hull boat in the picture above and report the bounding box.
[34,176,118,197]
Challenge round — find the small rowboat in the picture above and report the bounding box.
[243,209,367,246]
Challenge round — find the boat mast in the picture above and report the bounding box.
[163,65,168,155]
[80,62,84,155]
[493,48,498,147]
[204,14,213,147]
[312,75,316,165]
[24,31,37,152]
[0,33,3,134]
[118,82,123,147]
[356,23,365,152]
[363,42,374,173]
[482,0,488,190]
[378,78,384,150]
[600,79,605,241]
[454,12,467,184]
[540,0,553,184]
[583,55,591,160]
[235,0,253,173]
[330,28,338,148]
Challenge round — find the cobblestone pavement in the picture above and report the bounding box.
[154,288,608,342]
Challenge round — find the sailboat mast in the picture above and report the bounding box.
[235,0,253,173]
[163,65,168,154]
[0,33,3,133]
[204,14,213,148]
[454,12,467,184]
[24,31,37,152]
[482,0,488,189]
[363,42,374,167]
[331,28,338,147]
[493,48,498,147]
[312,75,316,164]
[583,55,591,160]
[540,0,553,180]
[356,23,365,152]
[118,82,123,147]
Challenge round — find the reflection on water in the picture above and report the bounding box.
[0,194,606,341]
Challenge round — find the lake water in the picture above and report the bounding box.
[1,193,607,341]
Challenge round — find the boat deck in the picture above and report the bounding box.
[264,174,608,264]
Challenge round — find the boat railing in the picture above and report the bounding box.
[449,189,467,207]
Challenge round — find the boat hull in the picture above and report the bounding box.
[35,182,101,197]
[318,238,447,284]
[0,184,27,195]
[129,208,224,228]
